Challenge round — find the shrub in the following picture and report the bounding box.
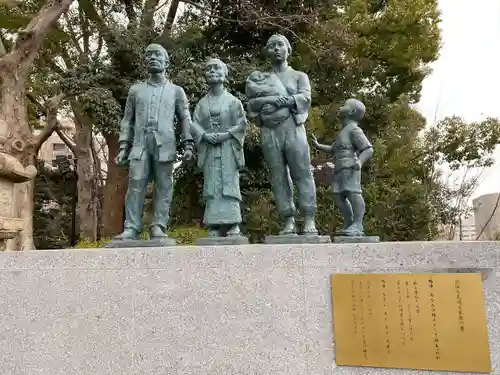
[169,226,208,245]
[74,226,208,248]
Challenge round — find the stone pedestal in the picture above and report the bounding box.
[0,152,37,248]
[104,237,177,248]
[264,234,331,244]
[332,235,380,243]
[196,236,249,246]
[0,242,498,374]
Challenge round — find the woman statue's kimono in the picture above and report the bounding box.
[191,58,248,237]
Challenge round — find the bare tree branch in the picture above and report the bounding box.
[140,0,161,39]
[93,31,105,58]
[78,3,91,55]
[78,0,116,46]
[26,92,67,153]
[93,132,108,175]
[26,91,78,156]
[0,36,6,57]
[54,126,77,154]
[63,12,85,58]
[0,31,10,56]
[161,0,180,38]
[176,0,319,53]
[91,133,104,187]
[0,0,75,74]
[181,0,316,25]
[156,0,170,11]
[122,0,138,25]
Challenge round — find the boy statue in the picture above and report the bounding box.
[311,99,373,236]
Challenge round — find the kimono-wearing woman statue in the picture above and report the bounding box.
[191,58,248,237]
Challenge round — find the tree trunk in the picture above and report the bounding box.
[101,133,127,238]
[74,124,97,241]
[71,102,98,241]
[91,134,104,238]
[0,66,37,250]
[0,0,75,250]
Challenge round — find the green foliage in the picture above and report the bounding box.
[33,170,76,249]
[74,238,110,249]
[242,190,281,243]
[169,227,209,245]
[423,116,500,170]
[418,116,500,231]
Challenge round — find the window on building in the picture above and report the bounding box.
[52,143,66,152]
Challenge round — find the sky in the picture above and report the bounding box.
[417,0,500,198]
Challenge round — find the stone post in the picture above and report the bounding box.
[0,139,37,249]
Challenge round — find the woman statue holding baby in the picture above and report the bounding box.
[191,58,248,239]
[245,34,318,236]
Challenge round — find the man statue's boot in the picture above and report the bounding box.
[279,216,296,235]
[149,225,168,239]
[226,224,242,237]
[114,228,139,241]
[303,216,318,235]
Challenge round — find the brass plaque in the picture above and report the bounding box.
[331,273,491,372]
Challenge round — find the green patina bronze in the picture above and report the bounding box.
[191,58,248,238]
[245,34,318,236]
[114,43,194,241]
[312,99,374,236]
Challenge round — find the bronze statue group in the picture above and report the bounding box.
[112,35,374,245]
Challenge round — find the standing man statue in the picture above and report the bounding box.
[245,34,318,237]
[311,99,373,237]
[112,43,194,243]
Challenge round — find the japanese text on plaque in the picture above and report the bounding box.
[331,273,491,373]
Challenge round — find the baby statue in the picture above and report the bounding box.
[245,70,291,127]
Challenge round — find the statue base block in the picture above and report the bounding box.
[264,234,331,244]
[0,242,498,374]
[196,236,249,246]
[332,235,380,243]
[104,237,177,248]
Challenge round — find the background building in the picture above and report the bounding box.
[35,118,108,178]
[458,215,476,240]
[473,193,500,240]
[37,119,75,165]
[437,215,476,241]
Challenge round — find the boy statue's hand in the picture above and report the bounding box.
[311,134,320,148]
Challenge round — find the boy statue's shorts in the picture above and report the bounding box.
[332,167,362,194]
